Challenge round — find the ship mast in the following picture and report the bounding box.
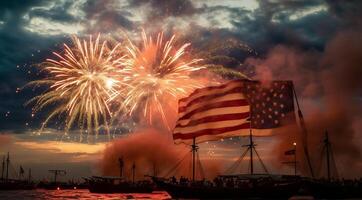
[6,152,9,182]
[249,127,254,174]
[28,168,32,183]
[132,162,136,183]
[48,169,66,184]
[324,131,331,181]
[191,137,198,182]
[242,127,268,175]
[1,156,4,180]
[245,112,268,175]
[118,157,124,178]
[293,142,297,176]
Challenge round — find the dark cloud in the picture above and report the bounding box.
[326,0,362,26]
[129,0,197,19]
[82,0,135,32]
[27,1,79,23]
[0,0,65,130]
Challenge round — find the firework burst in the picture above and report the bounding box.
[115,31,205,128]
[27,34,122,137]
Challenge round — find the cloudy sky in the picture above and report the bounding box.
[0,0,361,180]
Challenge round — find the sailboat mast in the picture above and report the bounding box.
[1,156,4,180]
[118,157,124,178]
[249,128,254,175]
[324,131,331,181]
[6,152,9,182]
[132,162,136,183]
[28,168,32,183]
[191,137,197,182]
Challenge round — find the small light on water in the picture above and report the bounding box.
[74,186,77,190]
[57,187,60,190]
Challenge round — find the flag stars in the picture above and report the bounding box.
[245,81,293,129]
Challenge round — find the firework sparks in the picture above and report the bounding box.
[27,34,122,137]
[115,31,205,128]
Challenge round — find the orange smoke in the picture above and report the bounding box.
[100,128,221,180]
[245,30,362,178]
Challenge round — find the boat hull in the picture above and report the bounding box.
[152,177,301,199]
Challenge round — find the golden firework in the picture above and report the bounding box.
[27,34,122,137]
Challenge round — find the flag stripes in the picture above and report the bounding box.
[174,81,250,144]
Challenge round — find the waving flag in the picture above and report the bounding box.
[174,81,250,144]
[173,80,295,144]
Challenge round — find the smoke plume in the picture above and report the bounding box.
[245,30,362,178]
[100,128,221,180]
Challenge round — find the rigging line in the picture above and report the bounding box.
[253,147,269,174]
[188,153,192,179]
[292,84,314,177]
[9,163,18,179]
[196,152,205,179]
[224,147,249,174]
[162,151,189,178]
[239,147,250,174]
[329,146,339,179]
[316,146,325,177]
[224,156,242,174]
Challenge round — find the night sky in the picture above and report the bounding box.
[0,0,361,181]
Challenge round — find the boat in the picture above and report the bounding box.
[152,174,304,199]
[0,152,36,190]
[87,176,153,193]
[151,80,362,199]
[87,159,154,193]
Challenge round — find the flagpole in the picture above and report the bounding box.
[293,142,297,176]
[292,85,314,178]
[249,122,254,175]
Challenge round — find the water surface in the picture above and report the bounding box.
[0,189,171,200]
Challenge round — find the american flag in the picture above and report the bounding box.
[173,80,295,144]
[244,80,295,129]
